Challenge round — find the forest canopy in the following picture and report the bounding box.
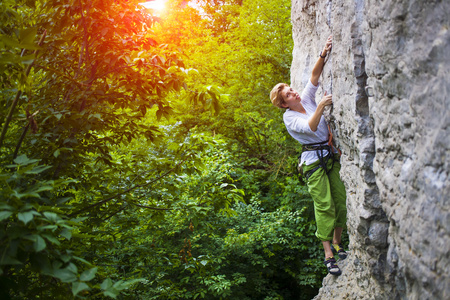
[0,0,329,299]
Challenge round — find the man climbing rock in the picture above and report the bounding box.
[269,35,348,276]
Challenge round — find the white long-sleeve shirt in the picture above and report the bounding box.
[283,80,332,166]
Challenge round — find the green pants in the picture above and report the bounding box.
[302,154,347,241]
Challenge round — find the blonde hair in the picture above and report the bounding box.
[270,83,289,108]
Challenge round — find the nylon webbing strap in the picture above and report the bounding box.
[301,126,341,180]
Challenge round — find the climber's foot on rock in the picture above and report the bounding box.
[324,257,341,276]
[331,243,348,260]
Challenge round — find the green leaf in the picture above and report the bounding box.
[18,210,39,225]
[0,52,17,64]
[60,255,71,263]
[67,262,77,274]
[88,113,101,120]
[199,92,205,105]
[19,27,37,44]
[156,109,162,121]
[37,225,58,231]
[60,228,72,240]
[54,267,77,283]
[111,279,144,291]
[20,54,36,65]
[33,235,46,252]
[100,278,113,290]
[80,267,97,281]
[0,255,22,265]
[0,204,14,210]
[103,290,119,298]
[12,190,40,199]
[0,211,13,222]
[0,35,20,48]
[42,234,61,245]
[72,281,90,296]
[43,212,61,222]
[13,154,40,166]
[25,165,52,174]
[18,43,42,50]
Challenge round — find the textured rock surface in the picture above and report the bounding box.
[290,0,450,299]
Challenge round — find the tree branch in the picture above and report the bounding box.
[102,204,128,222]
[33,64,91,86]
[0,30,46,149]
[12,123,29,159]
[68,154,190,217]
[129,202,173,211]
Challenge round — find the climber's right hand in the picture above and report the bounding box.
[321,91,333,107]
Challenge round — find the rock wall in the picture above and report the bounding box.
[290,0,450,299]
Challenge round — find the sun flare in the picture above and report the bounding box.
[140,0,167,12]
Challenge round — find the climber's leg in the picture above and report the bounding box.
[332,227,343,245]
[328,155,347,231]
[322,240,334,260]
[304,159,344,274]
[324,256,341,276]
[323,241,341,276]
[331,226,348,259]
[328,154,348,260]
[304,161,335,242]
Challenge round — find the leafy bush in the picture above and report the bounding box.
[0,0,329,299]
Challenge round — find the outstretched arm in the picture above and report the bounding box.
[310,35,332,86]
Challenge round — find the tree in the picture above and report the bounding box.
[0,0,195,297]
[0,0,330,299]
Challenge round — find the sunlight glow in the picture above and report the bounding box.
[140,0,167,12]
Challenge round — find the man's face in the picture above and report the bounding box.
[281,86,300,108]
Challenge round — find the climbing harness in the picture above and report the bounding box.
[300,140,334,180]
[299,124,341,180]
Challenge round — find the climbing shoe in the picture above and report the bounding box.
[324,257,341,276]
[331,243,348,260]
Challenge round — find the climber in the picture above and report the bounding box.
[269,35,348,276]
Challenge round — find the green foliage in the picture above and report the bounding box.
[0,0,331,299]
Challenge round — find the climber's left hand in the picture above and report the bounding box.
[324,35,332,53]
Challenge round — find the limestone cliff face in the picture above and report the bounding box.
[289,0,449,299]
